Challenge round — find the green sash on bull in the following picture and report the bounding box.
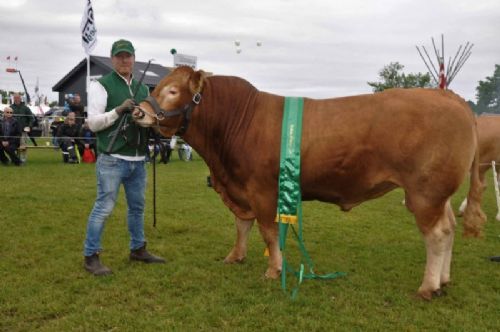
[276,97,345,299]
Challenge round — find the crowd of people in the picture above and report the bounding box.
[1,92,100,165]
[1,93,189,167]
[1,93,40,165]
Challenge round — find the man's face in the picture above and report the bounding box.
[112,52,134,78]
[13,95,21,104]
[66,112,76,125]
[3,108,13,119]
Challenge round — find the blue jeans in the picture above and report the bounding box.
[84,154,147,256]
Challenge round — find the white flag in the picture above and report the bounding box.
[81,0,97,54]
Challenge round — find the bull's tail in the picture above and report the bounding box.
[463,132,487,237]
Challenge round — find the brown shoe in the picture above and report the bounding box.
[84,253,112,276]
[130,245,166,264]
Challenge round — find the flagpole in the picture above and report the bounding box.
[86,54,90,102]
[81,0,97,107]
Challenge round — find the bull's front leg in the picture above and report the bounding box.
[257,220,282,279]
[224,217,254,264]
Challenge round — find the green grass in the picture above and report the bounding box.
[1,146,500,331]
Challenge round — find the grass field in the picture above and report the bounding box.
[1,146,500,331]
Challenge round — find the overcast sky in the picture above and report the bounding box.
[1,0,499,104]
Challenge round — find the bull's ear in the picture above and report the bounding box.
[189,70,206,94]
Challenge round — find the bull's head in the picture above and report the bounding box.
[133,66,206,137]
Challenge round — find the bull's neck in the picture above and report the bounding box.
[183,75,259,171]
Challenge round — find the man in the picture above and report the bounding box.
[56,112,81,163]
[0,106,22,166]
[70,94,85,126]
[10,93,37,147]
[83,39,165,276]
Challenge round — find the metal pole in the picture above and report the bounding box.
[441,34,445,68]
[132,59,154,99]
[448,42,471,81]
[17,71,30,103]
[446,45,463,85]
[422,46,440,81]
[153,149,157,227]
[491,161,500,221]
[416,46,438,84]
[86,55,90,107]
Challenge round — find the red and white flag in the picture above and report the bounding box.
[438,62,447,89]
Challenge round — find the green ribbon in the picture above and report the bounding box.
[277,97,346,299]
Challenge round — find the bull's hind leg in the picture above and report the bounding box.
[257,220,282,279]
[440,201,456,288]
[224,217,254,264]
[412,197,455,300]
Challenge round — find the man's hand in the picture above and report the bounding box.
[2,141,9,147]
[115,99,136,115]
[24,127,30,133]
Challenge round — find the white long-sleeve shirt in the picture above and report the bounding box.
[87,80,121,133]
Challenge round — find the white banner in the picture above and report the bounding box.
[173,53,197,69]
[81,0,97,54]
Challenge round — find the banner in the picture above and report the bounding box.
[173,53,197,69]
[81,0,97,54]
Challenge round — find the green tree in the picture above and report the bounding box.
[368,62,433,92]
[472,64,500,114]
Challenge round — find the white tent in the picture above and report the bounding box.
[29,104,51,116]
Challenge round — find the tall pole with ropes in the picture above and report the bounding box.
[416,34,473,89]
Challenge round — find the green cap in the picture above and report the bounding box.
[111,39,135,56]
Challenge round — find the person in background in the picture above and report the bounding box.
[56,112,80,163]
[0,106,22,166]
[83,39,165,276]
[10,93,37,147]
[78,120,97,158]
[70,94,85,126]
[50,116,65,147]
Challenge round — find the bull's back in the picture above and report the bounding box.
[300,88,476,205]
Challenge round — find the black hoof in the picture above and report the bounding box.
[432,289,447,298]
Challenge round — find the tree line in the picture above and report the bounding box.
[368,62,500,115]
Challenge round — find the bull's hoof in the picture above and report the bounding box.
[433,288,447,297]
[223,255,245,264]
[440,280,451,288]
[417,288,446,300]
[264,268,281,279]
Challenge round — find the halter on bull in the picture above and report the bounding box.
[131,66,486,300]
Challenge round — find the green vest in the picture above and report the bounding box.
[10,103,34,128]
[96,71,149,156]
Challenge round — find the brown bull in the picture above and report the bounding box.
[459,114,500,220]
[134,66,485,300]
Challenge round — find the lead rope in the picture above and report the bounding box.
[276,97,346,299]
